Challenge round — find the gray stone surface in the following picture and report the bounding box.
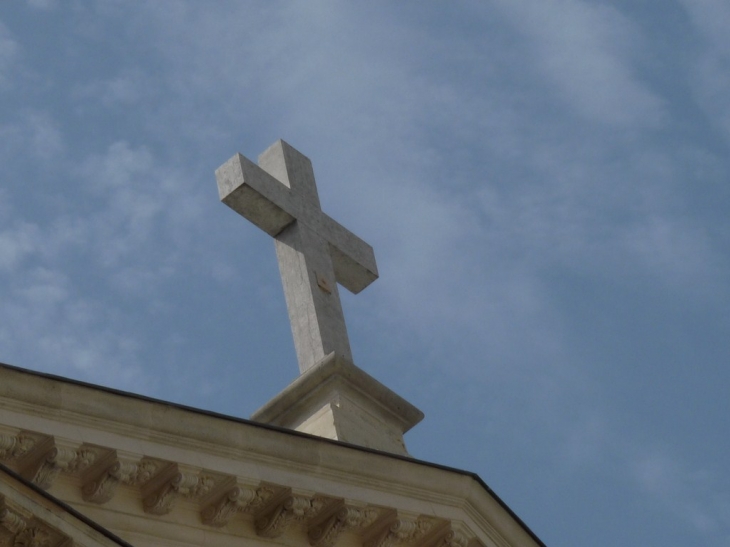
[251,352,424,455]
[216,140,378,373]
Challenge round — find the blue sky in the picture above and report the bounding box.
[1,1,729,545]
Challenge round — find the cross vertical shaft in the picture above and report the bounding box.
[274,222,352,370]
[260,145,353,371]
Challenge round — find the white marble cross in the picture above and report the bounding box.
[215,140,378,373]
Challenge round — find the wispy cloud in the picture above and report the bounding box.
[0,22,17,87]
[25,0,57,10]
[72,68,152,107]
[679,0,730,142]
[493,0,664,127]
[0,133,206,387]
[0,110,65,161]
[631,448,730,539]
[0,220,41,272]
[74,140,206,279]
[0,264,147,386]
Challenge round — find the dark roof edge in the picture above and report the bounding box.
[0,462,134,547]
[0,361,547,547]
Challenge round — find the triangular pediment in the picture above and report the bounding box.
[1,464,131,547]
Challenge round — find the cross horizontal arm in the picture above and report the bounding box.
[215,153,378,294]
[322,216,377,294]
[216,153,295,237]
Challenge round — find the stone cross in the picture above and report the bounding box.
[215,140,378,373]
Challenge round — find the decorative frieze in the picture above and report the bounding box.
[129,458,163,486]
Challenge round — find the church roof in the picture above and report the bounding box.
[0,361,546,547]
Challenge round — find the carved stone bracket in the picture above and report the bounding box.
[22,446,80,491]
[242,484,277,515]
[142,466,216,516]
[308,502,380,547]
[441,530,472,547]
[11,526,50,547]
[201,484,256,527]
[200,482,278,528]
[0,504,29,536]
[254,491,328,538]
[82,457,140,504]
[2,433,103,493]
[0,499,69,547]
[0,434,37,463]
[364,515,441,547]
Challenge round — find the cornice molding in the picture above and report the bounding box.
[0,429,487,547]
[0,365,545,547]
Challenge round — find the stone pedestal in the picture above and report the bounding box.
[251,353,423,456]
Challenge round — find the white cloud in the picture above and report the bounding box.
[75,141,207,279]
[622,215,718,290]
[0,111,64,161]
[493,0,664,127]
[73,68,152,107]
[0,263,150,389]
[632,449,728,537]
[0,221,41,272]
[679,0,730,142]
[82,141,154,190]
[0,135,207,387]
[26,0,57,9]
[679,0,730,53]
[26,111,64,159]
[463,130,726,301]
[0,22,17,86]
[16,266,68,307]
